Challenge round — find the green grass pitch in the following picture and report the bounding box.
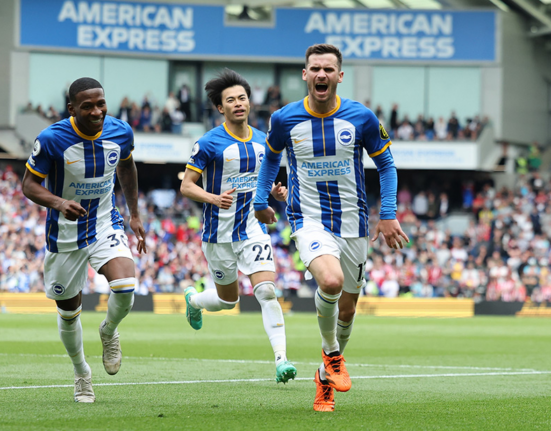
[1,312,550,430]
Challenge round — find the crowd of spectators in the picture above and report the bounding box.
[369,102,489,142]
[25,86,487,143]
[0,165,302,298]
[367,174,551,302]
[1,159,550,304]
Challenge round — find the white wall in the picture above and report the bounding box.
[28,53,168,115]
[501,12,551,144]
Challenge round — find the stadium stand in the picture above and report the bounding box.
[2,160,549,303]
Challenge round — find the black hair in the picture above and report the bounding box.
[205,68,251,108]
[68,77,103,103]
[305,44,343,70]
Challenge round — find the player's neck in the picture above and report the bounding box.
[224,120,250,140]
[307,95,338,115]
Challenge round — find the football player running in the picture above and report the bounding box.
[254,44,408,411]
[180,69,296,384]
[22,77,147,403]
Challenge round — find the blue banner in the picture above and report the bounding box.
[20,0,497,62]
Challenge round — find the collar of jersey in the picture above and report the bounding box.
[223,122,252,142]
[70,116,103,140]
[303,95,341,118]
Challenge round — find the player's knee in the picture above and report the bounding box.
[339,307,356,323]
[219,297,239,310]
[254,281,277,302]
[319,274,344,293]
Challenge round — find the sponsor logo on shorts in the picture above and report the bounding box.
[337,128,354,146]
[52,284,65,295]
[309,241,322,252]
[214,270,225,280]
[106,151,119,166]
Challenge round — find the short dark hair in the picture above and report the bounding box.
[69,77,103,103]
[305,44,343,70]
[205,68,251,108]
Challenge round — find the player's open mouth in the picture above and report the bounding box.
[234,110,246,116]
[315,83,328,94]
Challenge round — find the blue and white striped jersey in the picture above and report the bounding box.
[187,123,267,243]
[26,115,133,253]
[262,96,392,238]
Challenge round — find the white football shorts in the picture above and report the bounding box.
[44,226,133,300]
[202,234,275,286]
[291,223,368,294]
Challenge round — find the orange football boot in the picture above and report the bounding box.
[313,369,335,412]
[322,350,351,392]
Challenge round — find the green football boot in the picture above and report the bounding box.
[275,360,297,384]
[184,287,202,330]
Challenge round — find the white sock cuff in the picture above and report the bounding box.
[316,288,341,304]
[337,318,354,329]
[109,277,136,294]
[57,306,82,321]
[219,297,239,309]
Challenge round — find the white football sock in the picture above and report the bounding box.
[254,282,287,363]
[57,306,89,376]
[102,278,135,336]
[319,317,355,381]
[190,289,238,311]
[315,288,341,354]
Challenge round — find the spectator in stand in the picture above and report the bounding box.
[164,91,180,114]
[389,104,399,134]
[397,118,414,140]
[139,105,153,132]
[117,97,132,124]
[413,114,426,138]
[375,105,385,124]
[412,191,428,219]
[160,107,173,132]
[434,117,448,140]
[447,112,460,139]
[177,84,192,121]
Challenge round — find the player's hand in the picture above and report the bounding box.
[129,216,147,254]
[59,200,87,221]
[215,187,236,209]
[255,207,277,224]
[371,219,410,250]
[271,182,288,202]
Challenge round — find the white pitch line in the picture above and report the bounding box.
[2,371,551,391]
[0,353,537,372]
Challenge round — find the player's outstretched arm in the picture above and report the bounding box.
[117,155,147,254]
[370,144,409,249]
[22,169,87,221]
[180,168,236,210]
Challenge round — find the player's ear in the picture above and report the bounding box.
[217,104,224,115]
[67,102,75,117]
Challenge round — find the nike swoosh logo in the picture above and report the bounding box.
[225,158,238,162]
[67,159,82,165]
[293,138,307,144]
[260,262,270,265]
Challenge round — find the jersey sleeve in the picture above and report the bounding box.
[265,110,287,154]
[120,122,135,161]
[25,130,54,179]
[361,109,392,158]
[186,137,211,174]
